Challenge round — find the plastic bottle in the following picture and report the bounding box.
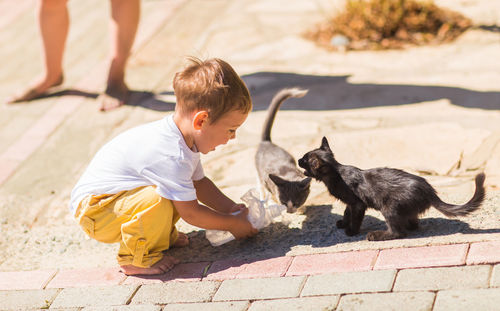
[205,188,286,246]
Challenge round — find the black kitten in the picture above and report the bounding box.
[298,137,486,241]
[255,88,312,213]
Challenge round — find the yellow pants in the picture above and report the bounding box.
[74,186,180,268]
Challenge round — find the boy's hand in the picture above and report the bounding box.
[229,202,246,214]
[229,207,258,239]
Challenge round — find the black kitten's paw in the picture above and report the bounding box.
[366,231,386,241]
[366,230,403,241]
[336,220,346,228]
[345,227,359,236]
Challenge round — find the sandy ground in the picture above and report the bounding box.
[0,0,499,271]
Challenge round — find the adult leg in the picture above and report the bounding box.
[7,0,67,103]
[98,0,140,111]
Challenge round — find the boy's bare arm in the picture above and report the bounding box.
[172,199,258,239]
[193,177,238,214]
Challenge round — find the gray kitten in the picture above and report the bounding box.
[255,88,312,213]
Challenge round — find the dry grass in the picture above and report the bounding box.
[305,0,472,50]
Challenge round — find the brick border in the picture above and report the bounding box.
[1,241,498,290]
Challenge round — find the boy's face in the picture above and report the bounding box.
[194,110,248,154]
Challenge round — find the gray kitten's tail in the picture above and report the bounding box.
[433,173,486,217]
[261,88,308,142]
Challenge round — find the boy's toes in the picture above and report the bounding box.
[119,255,180,276]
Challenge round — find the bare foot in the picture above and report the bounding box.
[6,75,64,104]
[173,232,190,248]
[120,255,180,276]
[97,82,130,112]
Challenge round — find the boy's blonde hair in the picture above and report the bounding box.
[173,57,252,124]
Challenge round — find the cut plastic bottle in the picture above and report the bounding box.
[205,188,286,246]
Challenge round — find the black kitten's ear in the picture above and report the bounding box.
[310,155,321,171]
[300,177,312,188]
[269,174,286,186]
[321,137,331,151]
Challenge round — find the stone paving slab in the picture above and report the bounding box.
[50,285,138,309]
[82,306,161,311]
[301,270,396,296]
[336,291,436,311]
[491,264,500,287]
[393,265,491,291]
[0,288,59,310]
[433,288,500,311]
[213,276,306,301]
[163,301,250,311]
[248,296,340,311]
[131,281,219,304]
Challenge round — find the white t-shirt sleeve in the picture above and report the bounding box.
[192,159,205,181]
[140,157,198,201]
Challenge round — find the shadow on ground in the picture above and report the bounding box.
[165,204,500,273]
[147,72,499,111]
[24,72,499,111]
[242,72,500,111]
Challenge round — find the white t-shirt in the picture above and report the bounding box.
[69,114,204,215]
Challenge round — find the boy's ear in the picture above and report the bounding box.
[193,111,209,130]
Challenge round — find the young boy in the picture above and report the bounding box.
[69,57,258,275]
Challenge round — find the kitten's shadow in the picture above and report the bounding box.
[164,204,500,280]
[398,217,500,239]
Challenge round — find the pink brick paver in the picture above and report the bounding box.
[466,240,500,265]
[124,262,209,285]
[0,270,57,290]
[46,267,126,288]
[205,257,293,280]
[204,258,248,280]
[374,244,469,270]
[235,256,292,279]
[286,250,379,276]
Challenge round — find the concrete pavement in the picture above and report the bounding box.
[0,0,499,309]
[1,241,499,310]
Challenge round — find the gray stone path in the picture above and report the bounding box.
[0,0,499,309]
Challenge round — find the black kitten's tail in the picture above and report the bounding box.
[261,88,308,141]
[433,173,486,217]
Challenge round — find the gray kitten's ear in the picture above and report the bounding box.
[269,174,286,186]
[300,177,312,188]
[321,136,331,151]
